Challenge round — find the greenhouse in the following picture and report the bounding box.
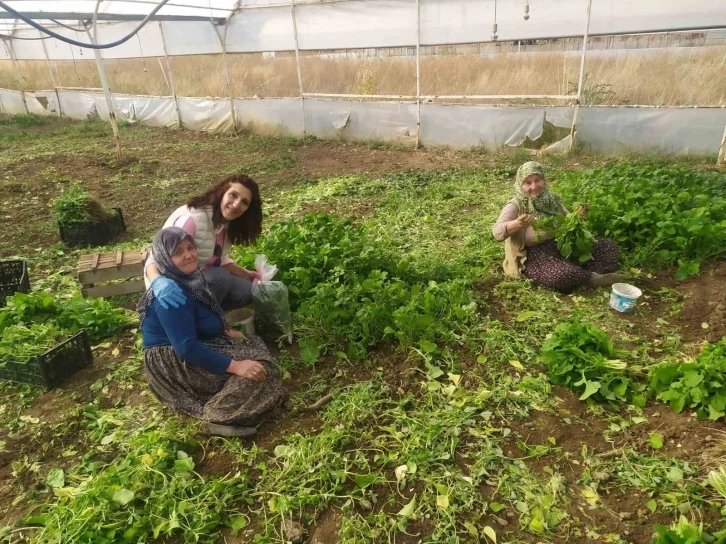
[1,1,726,543]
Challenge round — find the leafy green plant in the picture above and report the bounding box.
[540,320,645,405]
[648,337,726,420]
[53,186,116,225]
[232,211,399,308]
[654,516,726,544]
[233,212,477,361]
[0,291,135,341]
[557,162,726,278]
[536,209,595,263]
[0,323,63,365]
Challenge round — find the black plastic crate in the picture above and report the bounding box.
[59,208,126,248]
[0,330,93,389]
[0,259,30,308]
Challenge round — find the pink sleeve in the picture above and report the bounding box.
[172,215,197,237]
[492,202,519,241]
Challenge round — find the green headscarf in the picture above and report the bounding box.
[513,161,563,218]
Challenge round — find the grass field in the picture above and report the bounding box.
[2,47,725,106]
[0,114,725,543]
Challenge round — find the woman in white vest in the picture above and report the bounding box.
[145,174,262,309]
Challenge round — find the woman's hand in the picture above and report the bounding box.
[150,276,187,309]
[225,328,247,341]
[515,214,535,229]
[242,268,261,282]
[227,359,267,382]
[576,207,588,219]
[224,263,261,282]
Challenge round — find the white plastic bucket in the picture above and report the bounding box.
[609,283,642,313]
[225,308,255,336]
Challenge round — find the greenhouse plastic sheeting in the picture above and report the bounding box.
[576,108,726,155]
[304,99,417,141]
[3,88,725,156]
[0,88,52,115]
[234,98,303,136]
[3,0,726,60]
[177,97,234,132]
[420,105,573,148]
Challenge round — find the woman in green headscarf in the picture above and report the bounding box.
[492,161,622,293]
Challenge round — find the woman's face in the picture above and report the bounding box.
[171,238,199,274]
[521,174,545,198]
[220,182,253,221]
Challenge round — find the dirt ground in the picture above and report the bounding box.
[1,118,725,543]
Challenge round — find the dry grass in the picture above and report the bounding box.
[1,47,724,106]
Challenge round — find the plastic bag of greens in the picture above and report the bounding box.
[252,255,292,342]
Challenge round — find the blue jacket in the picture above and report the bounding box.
[141,297,231,374]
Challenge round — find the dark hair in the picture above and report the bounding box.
[187,174,262,245]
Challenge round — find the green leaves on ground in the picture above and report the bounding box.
[33,414,251,544]
[648,337,726,420]
[540,320,645,405]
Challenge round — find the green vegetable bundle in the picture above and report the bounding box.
[540,320,645,405]
[0,291,135,341]
[536,209,595,264]
[648,337,726,420]
[53,185,116,225]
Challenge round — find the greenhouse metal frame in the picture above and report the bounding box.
[1,0,725,163]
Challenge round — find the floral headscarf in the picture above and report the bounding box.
[513,161,563,218]
[137,227,227,328]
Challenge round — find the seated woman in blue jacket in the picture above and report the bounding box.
[137,226,286,438]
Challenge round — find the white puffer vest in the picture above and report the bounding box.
[163,205,230,266]
[144,205,230,288]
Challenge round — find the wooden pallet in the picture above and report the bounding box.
[78,249,148,298]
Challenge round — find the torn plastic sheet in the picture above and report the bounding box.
[0,89,53,116]
[420,105,573,148]
[330,111,351,130]
[304,98,416,142]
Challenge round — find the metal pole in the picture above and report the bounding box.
[291,0,306,138]
[568,0,593,153]
[211,20,238,135]
[5,37,28,114]
[562,37,567,95]
[158,21,182,128]
[39,30,63,117]
[84,20,122,161]
[718,124,726,166]
[415,0,421,149]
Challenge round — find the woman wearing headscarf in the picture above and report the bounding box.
[492,161,622,294]
[138,226,286,437]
